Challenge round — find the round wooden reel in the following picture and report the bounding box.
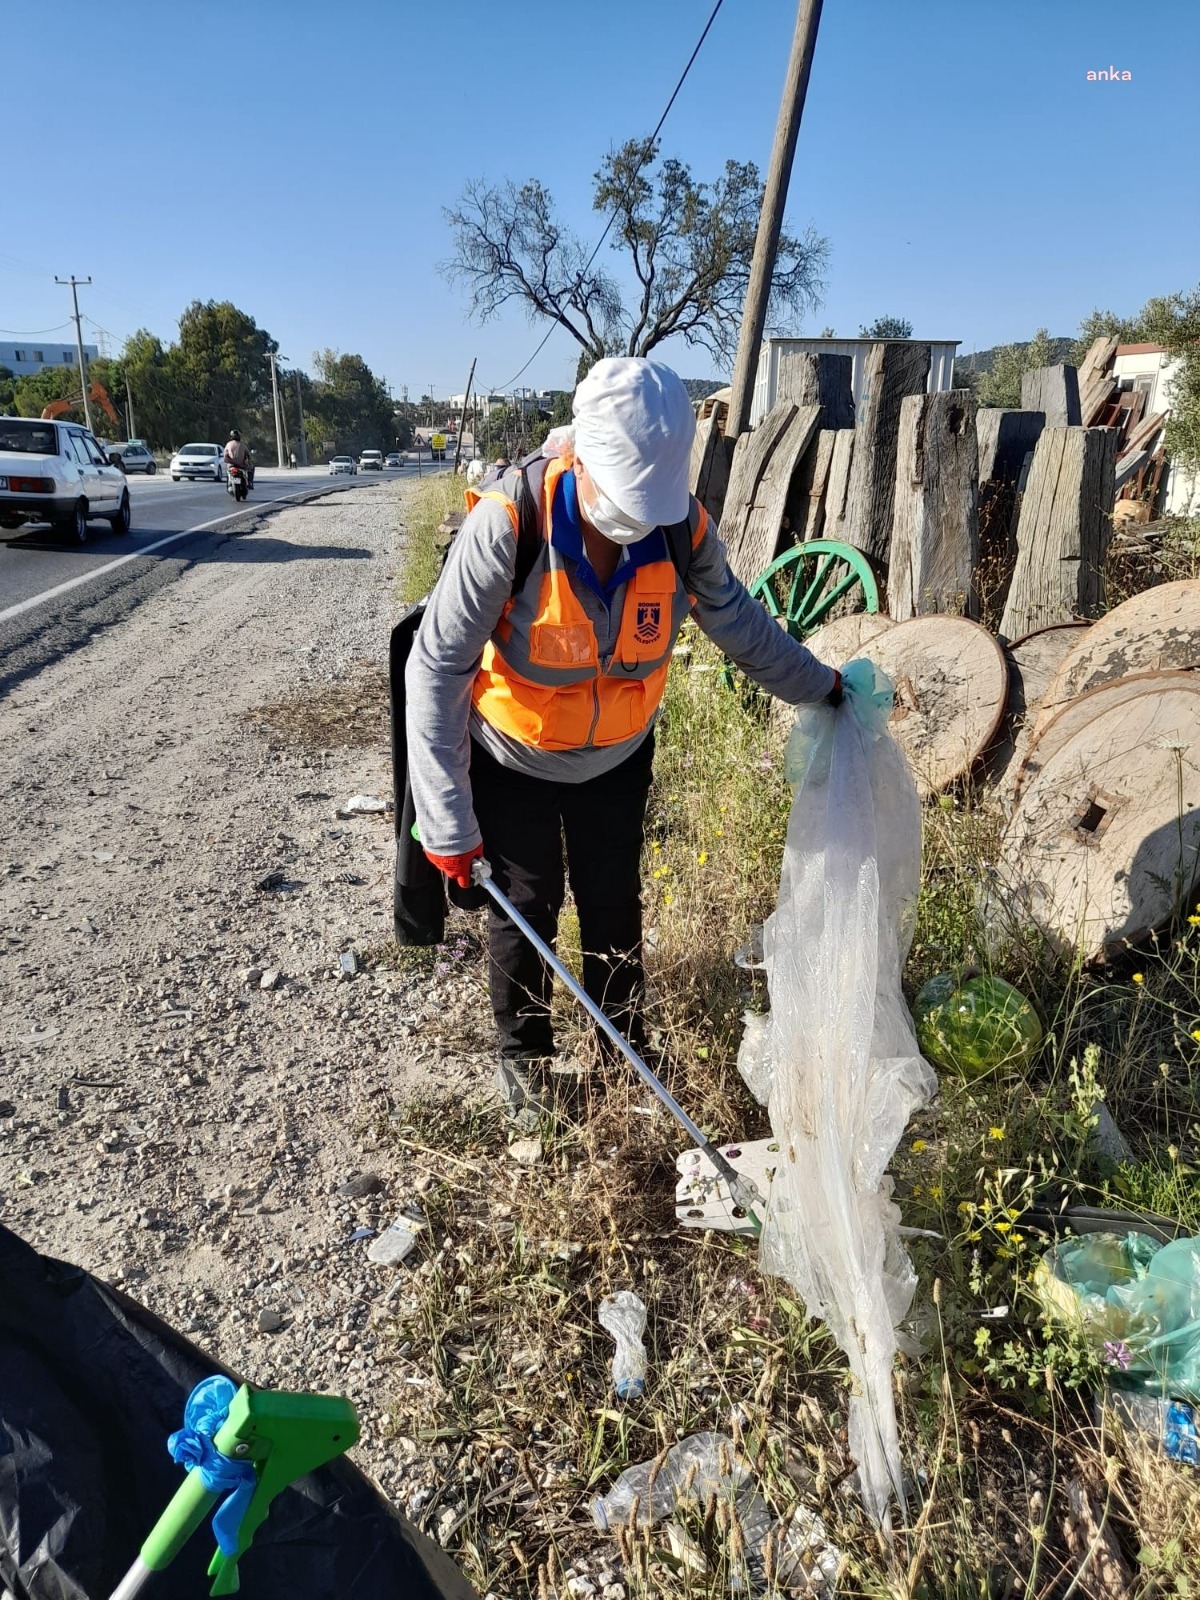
[800,610,896,670]
[1035,580,1200,737]
[868,616,1009,797]
[1001,680,1200,960]
[986,622,1090,796]
[1014,670,1200,802]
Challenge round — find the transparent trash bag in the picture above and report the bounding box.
[598,1290,647,1400]
[756,660,936,1526]
[1037,1232,1200,1400]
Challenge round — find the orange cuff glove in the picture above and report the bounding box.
[424,843,483,889]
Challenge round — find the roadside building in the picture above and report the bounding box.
[0,341,99,377]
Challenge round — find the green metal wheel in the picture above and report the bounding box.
[747,539,880,642]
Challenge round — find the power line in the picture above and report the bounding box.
[0,322,72,337]
[487,0,727,395]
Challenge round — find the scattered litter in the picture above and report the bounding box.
[348,1227,376,1244]
[598,1291,647,1400]
[913,967,1042,1080]
[18,1026,60,1046]
[366,1215,424,1266]
[338,950,359,978]
[507,1137,543,1168]
[1105,1390,1199,1466]
[91,850,115,864]
[337,794,388,818]
[259,968,281,992]
[336,1172,384,1199]
[592,1432,839,1592]
[255,869,287,892]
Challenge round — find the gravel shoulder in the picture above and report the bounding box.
[0,482,492,1511]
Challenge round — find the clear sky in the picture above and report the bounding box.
[3,0,1196,398]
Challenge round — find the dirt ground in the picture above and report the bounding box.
[0,482,494,1515]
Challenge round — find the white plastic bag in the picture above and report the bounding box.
[756,661,936,1526]
[598,1290,648,1399]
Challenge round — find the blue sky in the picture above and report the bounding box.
[3,0,1196,397]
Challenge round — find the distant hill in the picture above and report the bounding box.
[681,377,726,401]
[954,336,1074,381]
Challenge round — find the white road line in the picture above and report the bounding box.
[0,485,337,625]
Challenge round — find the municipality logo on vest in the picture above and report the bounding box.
[634,601,662,644]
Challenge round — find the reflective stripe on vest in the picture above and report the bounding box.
[471,456,708,751]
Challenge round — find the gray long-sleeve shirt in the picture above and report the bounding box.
[405,495,836,854]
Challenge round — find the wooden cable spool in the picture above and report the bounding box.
[866,616,1009,797]
[986,621,1090,796]
[1000,679,1200,961]
[797,611,896,670]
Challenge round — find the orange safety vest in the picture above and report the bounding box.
[467,455,707,752]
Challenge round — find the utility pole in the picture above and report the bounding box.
[125,375,136,441]
[429,385,435,429]
[725,0,825,441]
[269,351,286,468]
[453,357,476,474]
[56,274,93,433]
[294,370,308,467]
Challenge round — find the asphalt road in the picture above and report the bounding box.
[0,463,426,698]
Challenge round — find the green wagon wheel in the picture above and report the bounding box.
[747,539,880,643]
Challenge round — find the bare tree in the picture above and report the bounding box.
[442,139,828,368]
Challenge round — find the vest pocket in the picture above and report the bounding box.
[529,621,599,669]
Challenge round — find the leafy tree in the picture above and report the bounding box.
[12,362,84,418]
[306,349,394,458]
[0,364,15,412]
[122,330,182,450]
[975,328,1058,408]
[1071,289,1200,469]
[443,138,828,367]
[168,300,277,443]
[859,316,913,339]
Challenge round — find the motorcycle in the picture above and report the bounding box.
[226,462,250,502]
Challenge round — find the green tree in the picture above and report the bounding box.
[122,330,182,450]
[0,364,15,412]
[1071,289,1200,470]
[168,300,276,443]
[859,316,913,339]
[975,328,1057,408]
[443,138,828,368]
[306,349,394,458]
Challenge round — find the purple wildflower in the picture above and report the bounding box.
[1103,1340,1132,1370]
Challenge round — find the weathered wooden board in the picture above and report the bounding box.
[843,341,931,564]
[799,611,896,669]
[984,621,1090,796]
[1016,670,1200,801]
[721,403,798,579]
[1081,376,1118,427]
[725,405,821,583]
[823,428,856,541]
[868,616,1009,797]
[790,427,836,540]
[888,390,979,621]
[1001,683,1200,960]
[999,427,1117,640]
[777,351,855,429]
[1020,364,1082,427]
[690,407,730,524]
[1035,580,1200,735]
[977,409,1045,487]
[1077,334,1119,394]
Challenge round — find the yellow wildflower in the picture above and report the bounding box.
[715,827,724,838]
[989,1127,1005,1140]
[911,1139,927,1153]
[994,1221,1012,1233]
[1192,1030,1200,1043]
[697,851,709,865]
[664,893,674,907]
[1189,915,1200,927]
[652,869,662,879]
[1132,973,1145,985]
[929,1185,943,1200]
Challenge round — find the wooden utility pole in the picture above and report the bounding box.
[453,358,476,474]
[725,0,825,441]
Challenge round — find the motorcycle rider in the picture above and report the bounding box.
[223,430,254,490]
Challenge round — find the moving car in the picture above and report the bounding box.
[0,416,131,542]
[106,440,157,474]
[329,455,357,476]
[384,452,402,468]
[170,442,224,482]
[359,450,384,471]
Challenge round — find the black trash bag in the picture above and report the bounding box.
[0,1225,477,1600]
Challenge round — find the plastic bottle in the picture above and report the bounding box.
[590,1432,747,1530]
[598,1291,647,1400]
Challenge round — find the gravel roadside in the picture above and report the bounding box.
[0,481,493,1514]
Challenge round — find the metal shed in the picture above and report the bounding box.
[750,337,961,425]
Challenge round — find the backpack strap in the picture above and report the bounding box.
[507,452,552,595]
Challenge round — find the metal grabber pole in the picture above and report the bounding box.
[472,859,765,1234]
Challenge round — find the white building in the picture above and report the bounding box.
[750,336,961,424]
[0,340,99,377]
[1111,342,1200,517]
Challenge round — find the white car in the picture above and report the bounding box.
[329,455,357,476]
[384,452,402,468]
[359,450,384,471]
[0,415,131,542]
[170,442,225,481]
[106,440,158,474]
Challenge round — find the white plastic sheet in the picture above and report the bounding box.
[755,663,936,1526]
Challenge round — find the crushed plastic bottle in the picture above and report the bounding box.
[592,1432,840,1592]
[598,1291,647,1400]
[1105,1390,1200,1466]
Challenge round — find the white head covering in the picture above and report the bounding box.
[571,357,696,530]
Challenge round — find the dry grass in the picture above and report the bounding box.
[379,481,1200,1598]
[243,660,389,751]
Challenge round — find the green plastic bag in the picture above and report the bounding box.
[1036,1232,1200,1399]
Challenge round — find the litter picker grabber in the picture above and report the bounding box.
[472,857,766,1234]
[109,1379,359,1599]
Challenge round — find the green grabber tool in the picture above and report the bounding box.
[109,1384,359,1599]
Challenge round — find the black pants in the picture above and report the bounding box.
[470,733,654,1060]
